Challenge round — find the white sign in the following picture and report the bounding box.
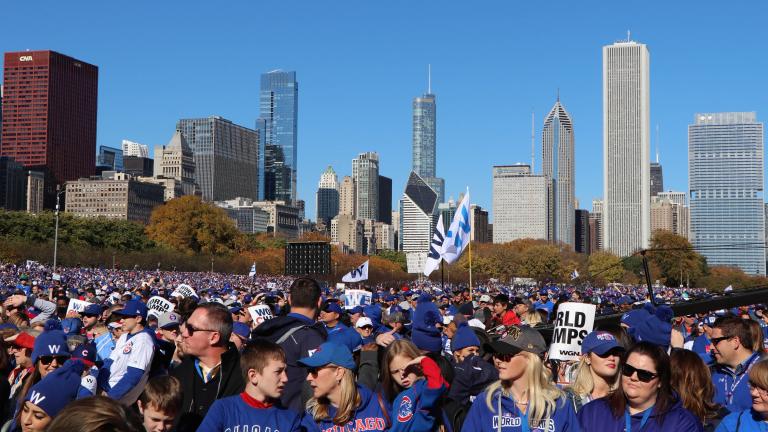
[336,283,346,290]
[266,282,276,290]
[344,289,373,310]
[548,302,596,361]
[171,284,196,298]
[147,296,174,315]
[248,305,274,327]
[67,299,92,314]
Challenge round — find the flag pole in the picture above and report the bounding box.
[441,260,444,291]
[467,187,473,294]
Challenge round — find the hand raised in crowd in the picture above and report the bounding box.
[3,293,26,308]
[375,328,398,347]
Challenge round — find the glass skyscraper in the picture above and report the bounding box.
[412,86,445,204]
[542,99,575,247]
[259,71,298,204]
[689,112,765,275]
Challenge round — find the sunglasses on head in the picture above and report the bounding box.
[621,363,658,382]
[39,355,69,366]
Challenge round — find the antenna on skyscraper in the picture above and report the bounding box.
[627,30,631,42]
[428,64,432,94]
[531,110,535,173]
[655,124,660,163]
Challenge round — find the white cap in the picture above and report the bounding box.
[468,318,486,330]
[479,294,492,303]
[442,315,454,325]
[399,301,411,311]
[356,317,374,328]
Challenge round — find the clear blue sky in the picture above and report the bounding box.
[3,1,768,221]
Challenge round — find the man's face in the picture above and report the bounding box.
[118,315,140,333]
[319,311,339,324]
[493,302,505,315]
[709,327,735,365]
[253,358,288,399]
[444,321,457,338]
[514,303,528,316]
[181,309,215,357]
[81,314,98,329]
[539,294,548,302]
[139,402,176,432]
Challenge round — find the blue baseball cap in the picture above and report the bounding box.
[581,331,624,355]
[323,302,343,315]
[112,300,148,320]
[348,306,364,315]
[298,342,356,370]
[81,304,104,316]
[232,322,250,341]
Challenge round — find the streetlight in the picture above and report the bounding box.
[52,185,65,274]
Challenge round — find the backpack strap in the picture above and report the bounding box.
[377,392,391,429]
[276,324,308,345]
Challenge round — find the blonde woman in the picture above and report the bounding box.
[461,326,580,432]
[300,342,391,432]
[564,331,624,412]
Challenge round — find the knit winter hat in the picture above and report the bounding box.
[452,322,481,351]
[620,308,651,329]
[24,359,85,417]
[31,320,71,364]
[628,315,672,349]
[411,297,442,353]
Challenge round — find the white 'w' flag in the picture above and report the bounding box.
[442,190,471,264]
[248,262,257,278]
[423,214,446,276]
[342,260,369,282]
[571,269,579,280]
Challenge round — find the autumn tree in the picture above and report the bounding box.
[146,196,242,255]
[646,230,706,286]
[588,251,624,284]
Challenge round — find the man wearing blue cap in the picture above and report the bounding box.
[319,301,347,337]
[533,289,554,318]
[99,299,155,405]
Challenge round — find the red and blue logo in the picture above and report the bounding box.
[397,396,413,422]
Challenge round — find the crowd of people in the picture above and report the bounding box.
[0,261,764,432]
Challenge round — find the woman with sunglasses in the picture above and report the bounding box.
[715,359,768,432]
[462,326,580,432]
[565,331,625,412]
[300,342,391,432]
[578,341,703,431]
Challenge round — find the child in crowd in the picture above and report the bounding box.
[137,376,182,432]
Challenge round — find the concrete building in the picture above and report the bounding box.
[470,204,490,243]
[438,199,457,233]
[153,131,197,197]
[492,165,547,243]
[215,197,270,234]
[137,176,182,202]
[339,176,356,218]
[542,99,575,246]
[603,38,651,256]
[64,172,164,224]
[177,116,258,202]
[399,172,438,272]
[575,209,591,254]
[331,214,364,254]
[657,191,686,206]
[650,196,689,239]
[590,199,604,252]
[362,219,377,255]
[689,112,765,274]
[352,152,379,221]
[121,140,149,158]
[374,222,395,251]
[253,200,300,239]
[26,171,45,214]
[316,166,339,226]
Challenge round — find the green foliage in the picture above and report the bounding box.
[588,251,624,284]
[375,250,407,272]
[646,230,706,287]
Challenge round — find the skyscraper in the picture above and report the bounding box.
[603,38,651,256]
[542,98,575,246]
[399,172,438,272]
[590,199,604,252]
[259,71,298,204]
[1,50,98,207]
[412,71,445,203]
[177,116,258,202]
[153,131,197,197]
[650,161,664,197]
[575,209,591,254]
[316,166,339,226]
[121,140,149,158]
[339,176,356,218]
[689,112,765,275]
[492,164,547,243]
[352,152,379,221]
[378,175,392,225]
[97,146,124,171]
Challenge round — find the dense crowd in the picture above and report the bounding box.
[0,261,765,432]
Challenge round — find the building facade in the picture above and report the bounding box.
[412,89,445,203]
[492,165,547,243]
[26,171,44,214]
[575,209,591,254]
[603,39,651,256]
[64,172,164,224]
[316,166,339,226]
[650,196,689,239]
[542,99,575,246]
[352,152,379,221]
[470,204,490,243]
[339,176,356,218]
[153,131,197,197]
[216,197,270,234]
[1,51,98,208]
[259,71,297,204]
[650,161,664,197]
[374,222,395,251]
[0,156,25,210]
[689,112,765,274]
[177,116,258,202]
[123,156,154,178]
[97,146,124,172]
[121,140,149,158]
[378,175,392,225]
[399,172,438,272]
[331,214,364,254]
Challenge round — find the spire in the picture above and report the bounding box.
[557,88,560,102]
[655,124,660,163]
[627,29,631,42]
[427,64,432,94]
[531,110,535,173]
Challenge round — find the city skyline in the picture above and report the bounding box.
[2,2,768,223]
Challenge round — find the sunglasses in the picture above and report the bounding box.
[710,335,733,346]
[595,348,624,358]
[359,325,373,330]
[182,322,217,336]
[307,365,337,376]
[39,355,69,366]
[621,363,658,382]
[492,352,521,363]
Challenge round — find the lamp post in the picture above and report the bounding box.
[52,185,65,274]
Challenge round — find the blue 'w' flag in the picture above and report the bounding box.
[248,262,257,278]
[423,214,446,276]
[442,189,471,264]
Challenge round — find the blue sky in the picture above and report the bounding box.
[3,1,768,220]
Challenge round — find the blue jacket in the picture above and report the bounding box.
[390,359,448,432]
[711,352,762,412]
[578,397,703,432]
[461,389,580,432]
[715,409,768,432]
[197,393,304,432]
[303,385,391,432]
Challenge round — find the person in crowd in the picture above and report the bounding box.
[300,342,390,432]
[578,341,703,431]
[715,359,768,431]
[47,396,144,432]
[2,293,56,326]
[6,332,35,412]
[319,301,346,337]
[250,277,327,413]
[198,340,303,431]
[14,360,85,432]
[94,322,120,364]
[172,303,244,431]
[461,326,580,432]
[229,322,250,352]
[565,331,624,412]
[451,322,481,364]
[533,290,555,319]
[693,316,717,361]
[670,348,723,431]
[136,376,183,432]
[382,340,424,403]
[98,300,155,405]
[710,317,764,412]
[79,304,103,341]
[355,317,375,345]
[746,320,766,355]
[491,295,520,328]
[389,345,449,432]
[154,311,181,371]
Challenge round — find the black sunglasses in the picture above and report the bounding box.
[39,355,69,366]
[595,348,624,358]
[710,335,733,346]
[621,363,658,383]
[182,322,217,336]
[492,352,519,363]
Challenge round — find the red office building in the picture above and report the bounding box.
[1,50,98,207]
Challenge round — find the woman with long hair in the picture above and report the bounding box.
[578,341,703,431]
[669,349,722,431]
[300,342,390,432]
[461,326,579,432]
[715,359,768,431]
[382,340,424,403]
[565,331,624,412]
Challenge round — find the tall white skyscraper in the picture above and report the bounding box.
[603,38,651,256]
[399,172,438,272]
[542,98,575,247]
[352,152,379,221]
[492,164,547,244]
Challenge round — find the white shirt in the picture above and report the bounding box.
[108,330,155,405]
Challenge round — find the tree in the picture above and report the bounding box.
[588,251,624,284]
[646,230,706,286]
[376,250,407,272]
[146,196,242,255]
[519,244,565,282]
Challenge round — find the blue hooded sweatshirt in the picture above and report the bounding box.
[390,357,448,432]
[715,408,768,432]
[197,392,303,432]
[577,397,703,432]
[461,388,580,432]
[302,384,391,432]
